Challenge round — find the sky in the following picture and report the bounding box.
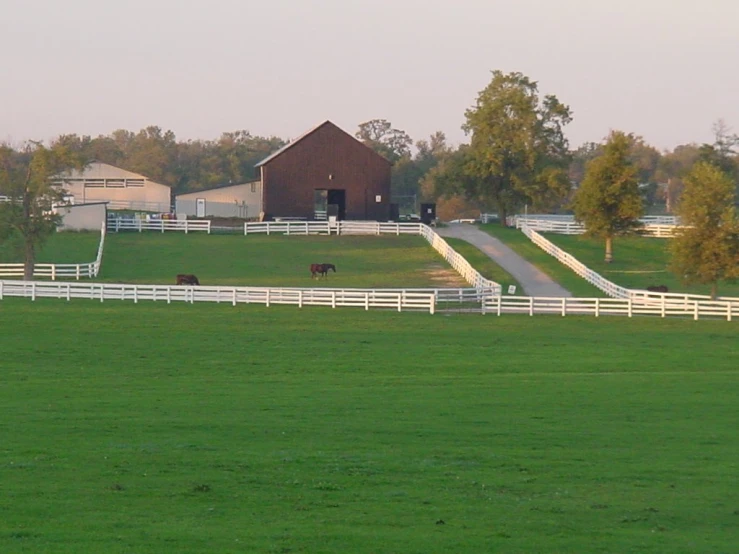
[1,0,737,152]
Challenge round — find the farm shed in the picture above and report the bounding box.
[52,161,171,213]
[55,202,108,231]
[175,181,262,219]
[255,120,392,221]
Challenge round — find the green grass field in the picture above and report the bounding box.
[97,233,472,288]
[0,231,101,264]
[543,233,739,298]
[0,301,736,553]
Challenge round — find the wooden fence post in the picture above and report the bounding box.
[365,292,370,310]
[298,290,303,308]
[51,265,56,281]
[244,223,248,236]
[32,282,36,301]
[561,297,566,317]
[232,288,237,306]
[332,291,336,309]
[694,302,699,321]
[529,297,534,316]
[67,283,71,301]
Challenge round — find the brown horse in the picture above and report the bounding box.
[176,274,200,286]
[646,285,668,293]
[310,263,336,279]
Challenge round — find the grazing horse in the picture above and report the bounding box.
[176,274,200,286]
[646,285,668,293]
[310,263,336,279]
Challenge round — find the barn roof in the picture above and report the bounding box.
[54,161,170,186]
[254,120,391,167]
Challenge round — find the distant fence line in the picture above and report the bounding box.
[482,294,737,321]
[0,280,437,314]
[486,214,681,238]
[0,222,106,280]
[107,215,212,233]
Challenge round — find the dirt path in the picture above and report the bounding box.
[437,223,572,297]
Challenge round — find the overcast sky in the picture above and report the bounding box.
[1,0,737,151]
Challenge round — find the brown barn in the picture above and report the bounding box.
[255,120,392,221]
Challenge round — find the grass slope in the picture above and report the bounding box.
[97,233,471,288]
[480,224,604,297]
[544,233,739,298]
[0,300,737,553]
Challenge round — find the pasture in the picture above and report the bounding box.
[542,233,739,298]
[1,300,737,553]
[97,233,470,288]
[0,231,101,264]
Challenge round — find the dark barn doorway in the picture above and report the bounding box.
[327,189,346,220]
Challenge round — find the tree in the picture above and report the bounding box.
[460,70,573,223]
[572,131,643,263]
[670,162,739,299]
[355,119,412,163]
[0,142,82,279]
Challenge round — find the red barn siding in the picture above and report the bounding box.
[260,121,391,220]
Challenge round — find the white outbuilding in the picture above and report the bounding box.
[175,181,262,219]
[53,161,171,212]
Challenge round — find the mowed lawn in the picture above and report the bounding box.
[0,300,737,553]
[97,233,470,288]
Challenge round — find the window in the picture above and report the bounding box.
[126,179,145,187]
[251,182,257,193]
[84,179,104,188]
[105,179,125,188]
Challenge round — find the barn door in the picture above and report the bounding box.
[196,198,206,217]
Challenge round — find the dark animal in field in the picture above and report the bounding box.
[176,274,200,286]
[646,285,669,293]
[310,263,336,279]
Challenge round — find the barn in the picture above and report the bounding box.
[255,120,392,221]
[175,181,262,219]
[53,161,171,213]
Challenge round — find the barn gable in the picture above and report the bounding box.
[256,121,392,221]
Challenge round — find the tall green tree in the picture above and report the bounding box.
[0,142,82,279]
[572,131,643,263]
[355,119,412,163]
[670,162,739,299]
[460,70,573,222]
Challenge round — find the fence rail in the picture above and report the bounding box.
[0,222,106,280]
[483,295,737,320]
[0,280,436,313]
[108,216,211,233]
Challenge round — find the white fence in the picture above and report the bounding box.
[0,222,106,280]
[482,295,737,321]
[501,214,680,238]
[242,220,502,294]
[0,280,436,313]
[520,224,739,306]
[108,215,211,233]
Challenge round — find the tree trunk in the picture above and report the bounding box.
[23,239,35,281]
[499,205,508,226]
[711,282,717,300]
[604,236,613,263]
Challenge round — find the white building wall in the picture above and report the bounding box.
[56,203,107,232]
[55,162,171,212]
[176,182,262,218]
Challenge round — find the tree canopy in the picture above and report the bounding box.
[572,131,643,263]
[670,162,739,298]
[0,142,83,279]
